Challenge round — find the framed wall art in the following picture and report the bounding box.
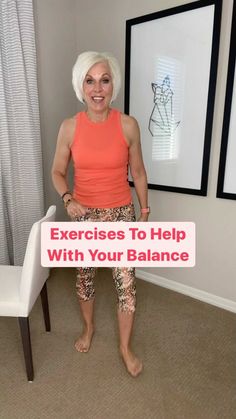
[125,0,222,195]
[217,0,236,200]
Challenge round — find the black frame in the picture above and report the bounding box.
[217,0,236,200]
[125,0,222,196]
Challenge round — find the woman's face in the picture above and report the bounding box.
[82,61,113,112]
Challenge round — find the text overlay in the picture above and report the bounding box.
[41,222,195,267]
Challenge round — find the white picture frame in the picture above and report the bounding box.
[217,0,236,200]
[125,0,222,196]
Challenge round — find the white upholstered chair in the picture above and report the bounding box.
[0,205,56,381]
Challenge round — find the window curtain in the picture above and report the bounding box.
[0,0,44,265]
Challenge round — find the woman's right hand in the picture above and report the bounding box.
[66,198,87,219]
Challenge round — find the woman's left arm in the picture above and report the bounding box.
[122,114,149,221]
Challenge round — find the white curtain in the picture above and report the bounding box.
[0,0,44,265]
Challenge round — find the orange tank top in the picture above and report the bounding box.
[70,109,132,208]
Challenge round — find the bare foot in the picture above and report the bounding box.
[120,347,143,377]
[75,327,94,353]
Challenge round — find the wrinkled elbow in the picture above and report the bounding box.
[131,168,147,182]
[51,168,65,183]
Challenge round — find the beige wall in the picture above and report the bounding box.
[35,0,236,304]
[33,0,78,220]
[74,0,236,304]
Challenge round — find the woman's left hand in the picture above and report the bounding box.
[137,213,149,222]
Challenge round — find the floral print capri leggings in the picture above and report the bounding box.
[75,203,136,313]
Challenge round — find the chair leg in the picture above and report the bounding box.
[18,317,34,382]
[40,282,51,332]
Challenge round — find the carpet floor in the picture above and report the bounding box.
[0,268,235,419]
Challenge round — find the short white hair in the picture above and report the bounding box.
[72,51,121,103]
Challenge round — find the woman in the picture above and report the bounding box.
[51,51,150,377]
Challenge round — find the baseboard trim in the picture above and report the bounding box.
[136,269,236,313]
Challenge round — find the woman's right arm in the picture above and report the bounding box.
[51,118,87,217]
[51,118,74,196]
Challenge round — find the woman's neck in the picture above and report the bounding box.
[85,108,111,123]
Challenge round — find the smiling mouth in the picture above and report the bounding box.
[92,96,104,103]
